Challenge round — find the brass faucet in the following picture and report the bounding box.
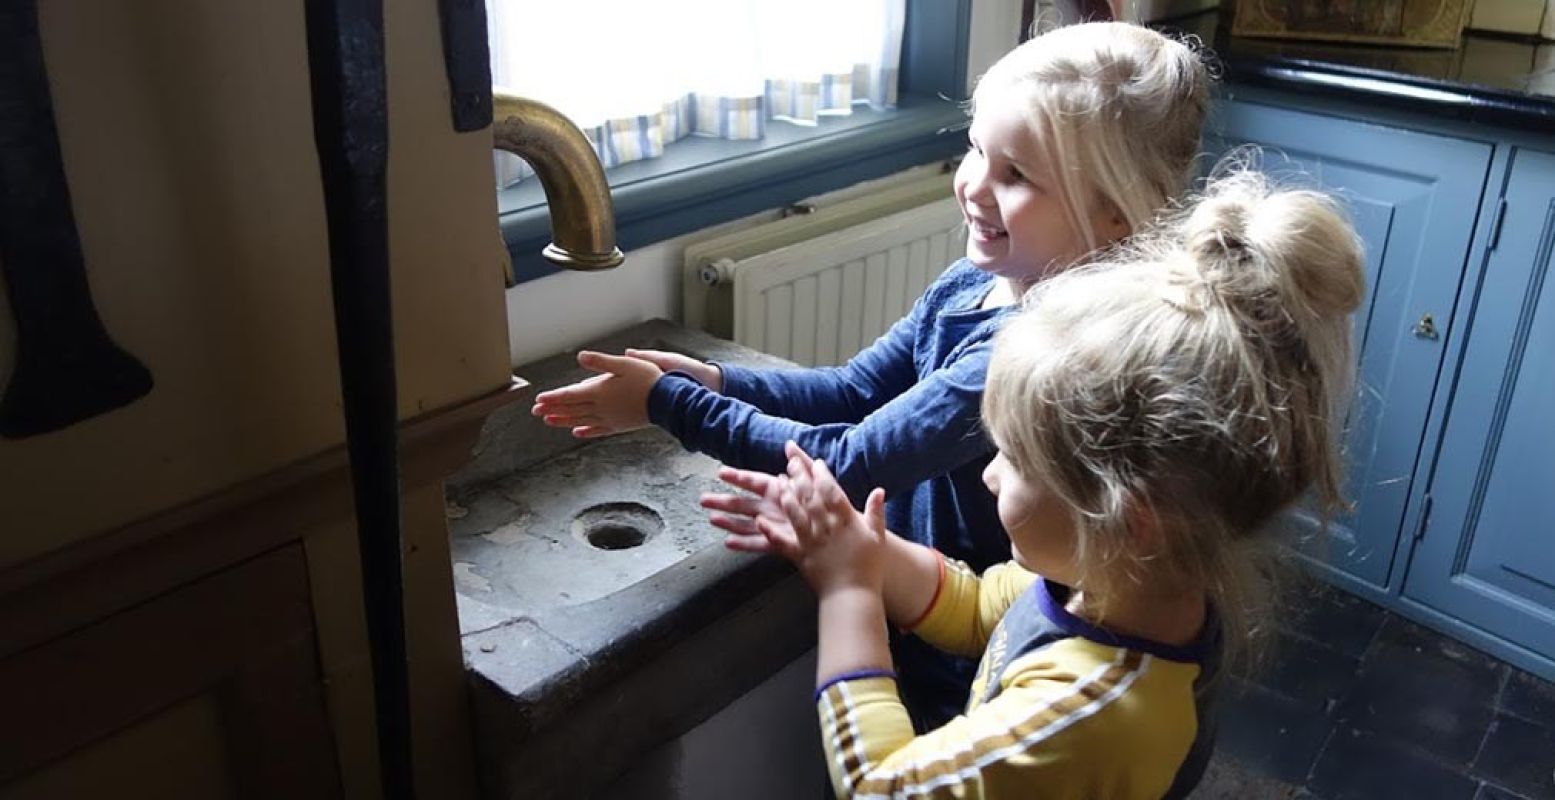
[493,90,625,279]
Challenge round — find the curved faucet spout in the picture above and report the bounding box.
[493,91,625,273]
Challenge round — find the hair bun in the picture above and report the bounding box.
[1185,193,1253,265]
[1180,169,1365,322]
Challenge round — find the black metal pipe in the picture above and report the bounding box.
[436,0,493,133]
[301,1,414,797]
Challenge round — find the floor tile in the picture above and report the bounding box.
[1191,754,1306,799]
[1308,727,1480,800]
[1216,679,1335,784]
[1249,628,1363,712]
[1333,616,1504,766]
[1197,582,1548,800]
[1282,582,1388,660]
[1472,714,1555,800]
[1478,784,1535,799]
[1500,669,1555,727]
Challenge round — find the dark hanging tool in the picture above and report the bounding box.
[0,2,154,439]
[301,0,414,797]
[436,0,493,132]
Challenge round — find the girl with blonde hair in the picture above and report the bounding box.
[534,21,1213,729]
[711,171,1366,798]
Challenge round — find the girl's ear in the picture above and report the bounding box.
[1105,209,1130,243]
[1091,200,1131,246]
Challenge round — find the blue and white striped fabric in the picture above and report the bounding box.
[490,0,907,188]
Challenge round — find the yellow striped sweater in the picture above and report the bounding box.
[816,558,1215,799]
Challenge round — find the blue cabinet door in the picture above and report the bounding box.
[1208,100,1493,588]
[1404,148,1555,664]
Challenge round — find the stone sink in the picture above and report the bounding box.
[448,319,816,799]
[447,430,729,614]
[446,319,792,622]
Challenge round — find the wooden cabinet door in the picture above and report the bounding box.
[1404,147,1555,666]
[1208,100,1492,589]
[0,544,341,799]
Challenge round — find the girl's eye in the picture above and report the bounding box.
[1008,167,1028,184]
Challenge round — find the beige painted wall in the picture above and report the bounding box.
[0,0,512,568]
[1469,0,1548,35]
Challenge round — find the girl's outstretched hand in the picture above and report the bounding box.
[623,348,722,393]
[701,466,793,555]
[529,351,662,438]
[779,443,889,596]
[716,441,887,596]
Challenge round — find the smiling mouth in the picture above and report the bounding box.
[969,220,1007,240]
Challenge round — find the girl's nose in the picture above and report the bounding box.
[959,158,994,206]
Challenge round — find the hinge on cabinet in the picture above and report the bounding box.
[1488,198,1508,252]
[1412,494,1434,542]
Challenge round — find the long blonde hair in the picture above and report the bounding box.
[972,22,1212,251]
[982,169,1366,667]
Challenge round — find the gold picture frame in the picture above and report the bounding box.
[1232,0,1473,49]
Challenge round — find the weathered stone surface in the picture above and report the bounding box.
[453,320,815,798]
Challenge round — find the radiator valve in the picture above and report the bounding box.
[698,257,736,286]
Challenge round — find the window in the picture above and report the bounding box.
[496,0,972,284]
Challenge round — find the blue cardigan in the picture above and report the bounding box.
[647,260,1015,728]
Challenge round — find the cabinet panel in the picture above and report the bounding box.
[0,544,340,798]
[1208,100,1492,587]
[1405,148,1555,663]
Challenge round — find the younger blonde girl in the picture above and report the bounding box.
[712,170,1365,798]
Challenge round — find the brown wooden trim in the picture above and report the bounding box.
[0,378,528,658]
[223,624,343,800]
[0,545,320,784]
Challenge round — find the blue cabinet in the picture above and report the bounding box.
[1403,147,1555,668]
[1207,100,1493,589]
[1210,90,1555,679]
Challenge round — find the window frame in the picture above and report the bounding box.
[499,0,974,285]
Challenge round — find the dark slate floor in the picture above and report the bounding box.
[1192,583,1555,799]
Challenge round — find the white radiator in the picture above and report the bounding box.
[683,175,965,367]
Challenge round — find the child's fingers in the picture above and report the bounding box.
[715,466,776,497]
[723,532,775,554]
[785,453,809,484]
[571,425,613,439]
[755,515,802,560]
[699,492,764,520]
[787,466,814,509]
[532,389,599,407]
[810,460,851,510]
[784,447,817,486]
[542,413,602,428]
[707,511,760,538]
[864,488,888,535]
[531,402,588,420]
[623,348,678,367]
[784,440,815,468]
[577,350,639,376]
[802,461,831,517]
[779,487,813,542]
[530,399,596,416]
[536,412,593,430]
[533,374,610,405]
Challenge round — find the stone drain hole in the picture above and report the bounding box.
[571,502,664,551]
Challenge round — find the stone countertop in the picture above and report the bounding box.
[447,320,816,798]
[1159,10,1555,135]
